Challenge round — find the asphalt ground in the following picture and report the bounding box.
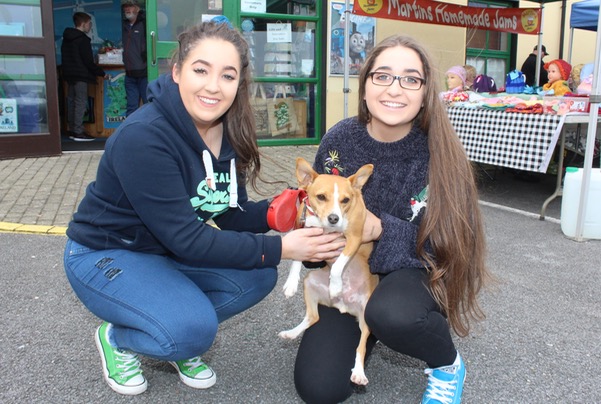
[1,146,600,403]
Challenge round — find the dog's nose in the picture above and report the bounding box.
[328,214,339,225]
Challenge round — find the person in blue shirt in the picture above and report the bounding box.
[63,20,343,396]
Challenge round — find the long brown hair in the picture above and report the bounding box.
[359,35,490,337]
[173,21,261,190]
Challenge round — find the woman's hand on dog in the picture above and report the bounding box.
[363,210,383,242]
[281,228,345,262]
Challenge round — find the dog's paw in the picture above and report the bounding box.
[350,368,369,386]
[282,280,298,298]
[278,330,297,340]
[329,278,343,298]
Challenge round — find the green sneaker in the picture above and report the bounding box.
[170,356,216,389]
[94,322,147,395]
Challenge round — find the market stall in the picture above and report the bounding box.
[447,106,599,218]
[568,0,598,59]
[567,0,601,240]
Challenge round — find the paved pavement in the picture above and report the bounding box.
[2,146,601,403]
[0,145,567,231]
[0,146,319,233]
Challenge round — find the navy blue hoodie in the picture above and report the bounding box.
[67,74,281,269]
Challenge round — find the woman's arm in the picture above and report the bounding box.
[363,210,383,243]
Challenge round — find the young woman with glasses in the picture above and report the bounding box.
[293,34,490,404]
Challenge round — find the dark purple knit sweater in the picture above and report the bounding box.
[314,117,430,274]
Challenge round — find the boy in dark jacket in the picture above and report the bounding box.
[61,12,108,141]
[122,1,147,116]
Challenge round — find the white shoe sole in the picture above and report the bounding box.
[169,361,217,389]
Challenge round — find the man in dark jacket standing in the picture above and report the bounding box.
[122,1,147,116]
[61,12,108,141]
[520,45,549,87]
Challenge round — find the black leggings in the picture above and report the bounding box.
[294,267,457,404]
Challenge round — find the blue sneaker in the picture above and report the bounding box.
[421,352,465,404]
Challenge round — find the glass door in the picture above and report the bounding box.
[144,1,324,146]
[145,0,224,79]
[239,1,322,145]
[0,0,60,158]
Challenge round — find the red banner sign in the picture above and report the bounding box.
[352,0,541,35]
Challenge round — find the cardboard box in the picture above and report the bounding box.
[98,50,123,65]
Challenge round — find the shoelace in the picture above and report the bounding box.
[180,356,207,373]
[423,368,457,404]
[114,349,143,378]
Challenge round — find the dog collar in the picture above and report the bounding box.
[298,194,314,229]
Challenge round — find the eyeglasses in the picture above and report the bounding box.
[368,72,425,90]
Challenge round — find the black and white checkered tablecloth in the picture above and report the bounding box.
[447,107,565,173]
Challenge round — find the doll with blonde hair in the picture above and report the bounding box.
[464,64,477,90]
[570,63,584,92]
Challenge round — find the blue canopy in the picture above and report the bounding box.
[571,0,599,31]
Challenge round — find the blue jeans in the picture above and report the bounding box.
[124,75,148,116]
[64,238,277,361]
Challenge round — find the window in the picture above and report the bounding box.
[0,1,43,37]
[0,0,60,157]
[240,2,322,144]
[466,1,512,87]
[0,55,48,134]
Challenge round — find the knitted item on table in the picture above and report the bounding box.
[542,80,571,96]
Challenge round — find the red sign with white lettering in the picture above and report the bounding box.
[352,0,541,35]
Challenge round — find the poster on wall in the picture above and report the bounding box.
[103,72,127,128]
[330,1,376,76]
[0,98,17,133]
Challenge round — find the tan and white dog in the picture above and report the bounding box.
[279,157,379,385]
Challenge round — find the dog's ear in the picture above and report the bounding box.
[296,157,318,188]
[349,164,374,190]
